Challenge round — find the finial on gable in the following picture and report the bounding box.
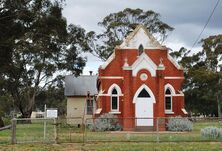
[157,57,165,70]
[124,58,129,67]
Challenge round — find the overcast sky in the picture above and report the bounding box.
[62,0,222,75]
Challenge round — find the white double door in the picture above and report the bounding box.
[135,98,153,126]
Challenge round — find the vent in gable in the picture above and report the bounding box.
[138,44,144,55]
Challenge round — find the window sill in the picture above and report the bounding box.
[109,111,121,114]
[165,111,174,114]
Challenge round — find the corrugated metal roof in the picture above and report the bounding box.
[65,75,98,96]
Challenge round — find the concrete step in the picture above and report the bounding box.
[135,126,154,131]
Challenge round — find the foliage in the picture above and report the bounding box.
[87,8,173,60]
[201,127,222,139]
[88,113,122,131]
[170,35,222,116]
[166,117,193,131]
[0,0,89,118]
[35,85,66,116]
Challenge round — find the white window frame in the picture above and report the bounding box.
[110,88,119,112]
[164,84,176,114]
[165,88,173,113]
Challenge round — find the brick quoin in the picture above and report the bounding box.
[97,25,187,131]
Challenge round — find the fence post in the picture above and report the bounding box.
[156,117,159,143]
[54,118,57,144]
[83,118,86,144]
[11,118,17,144]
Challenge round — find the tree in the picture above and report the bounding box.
[35,84,66,116]
[87,8,174,60]
[0,0,89,118]
[170,35,222,116]
[199,35,222,116]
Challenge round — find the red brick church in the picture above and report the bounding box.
[96,25,187,130]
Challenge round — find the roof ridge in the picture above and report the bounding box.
[119,24,163,49]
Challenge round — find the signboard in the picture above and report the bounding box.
[46,109,58,118]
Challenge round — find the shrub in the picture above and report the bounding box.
[201,127,222,139]
[166,117,193,131]
[88,113,122,131]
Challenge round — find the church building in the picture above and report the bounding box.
[96,25,187,130]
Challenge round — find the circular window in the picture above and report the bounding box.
[140,73,148,81]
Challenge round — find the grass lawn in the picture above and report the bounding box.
[0,142,222,151]
[0,119,222,150]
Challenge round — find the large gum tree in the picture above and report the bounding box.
[87,8,174,60]
[0,0,89,118]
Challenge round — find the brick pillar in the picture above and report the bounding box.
[122,60,134,131]
[156,63,165,131]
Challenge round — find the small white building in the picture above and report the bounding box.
[65,75,98,125]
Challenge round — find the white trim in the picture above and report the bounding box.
[108,84,122,112]
[174,94,184,97]
[164,95,173,112]
[178,90,184,96]
[119,25,165,49]
[109,111,121,114]
[111,93,119,112]
[164,83,176,95]
[95,108,102,114]
[165,111,174,114]
[167,54,183,70]
[133,84,156,103]
[164,84,175,112]
[100,53,115,69]
[122,66,132,70]
[164,76,184,79]
[119,47,166,50]
[132,52,157,77]
[98,94,123,97]
[181,108,188,114]
[99,76,123,79]
[174,91,184,97]
[107,83,122,96]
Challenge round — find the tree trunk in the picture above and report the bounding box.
[20,91,36,119]
[0,116,4,128]
[217,95,222,117]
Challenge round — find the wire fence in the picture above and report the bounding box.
[11,118,56,144]
[9,117,222,144]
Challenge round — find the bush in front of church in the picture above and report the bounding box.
[88,113,122,131]
[166,117,193,131]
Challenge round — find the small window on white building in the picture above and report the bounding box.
[111,88,119,111]
[165,88,172,112]
[87,99,93,115]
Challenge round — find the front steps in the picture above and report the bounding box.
[135,126,154,131]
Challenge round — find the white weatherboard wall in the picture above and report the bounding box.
[67,97,93,125]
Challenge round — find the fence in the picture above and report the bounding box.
[11,118,56,144]
[10,117,222,144]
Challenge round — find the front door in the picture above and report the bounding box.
[135,88,153,126]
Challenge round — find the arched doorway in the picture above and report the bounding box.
[133,85,155,126]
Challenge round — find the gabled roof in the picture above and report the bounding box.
[119,25,165,49]
[131,52,157,77]
[65,75,98,96]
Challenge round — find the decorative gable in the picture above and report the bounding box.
[119,25,165,49]
[131,52,157,77]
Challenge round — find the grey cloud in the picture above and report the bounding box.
[63,0,222,50]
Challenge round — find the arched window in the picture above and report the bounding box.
[138,44,144,55]
[165,88,172,112]
[111,88,119,111]
[138,88,150,98]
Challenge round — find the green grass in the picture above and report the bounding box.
[0,142,222,151]
[0,120,222,150]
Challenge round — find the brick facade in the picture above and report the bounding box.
[97,25,187,130]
